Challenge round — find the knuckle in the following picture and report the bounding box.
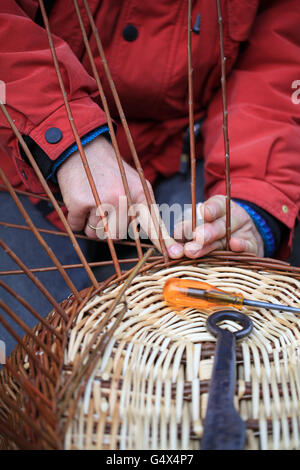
[214,217,226,239]
[85,227,97,239]
[209,194,225,206]
[135,182,153,203]
[218,238,227,251]
[204,195,226,219]
[146,180,154,197]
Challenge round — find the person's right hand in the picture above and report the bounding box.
[173,196,264,258]
[56,135,184,259]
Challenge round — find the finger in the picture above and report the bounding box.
[103,203,128,240]
[85,206,110,240]
[194,219,227,248]
[86,197,129,241]
[85,216,102,240]
[173,202,204,242]
[68,209,89,232]
[202,196,251,230]
[188,220,225,254]
[112,195,129,240]
[229,235,262,256]
[183,238,225,259]
[173,219,194,242]
[229,237,254,253]
[136,201,184,259]
[194,207,250,249]
[85,213,123,241]
[185,228,262,259]
[201,195,227,222]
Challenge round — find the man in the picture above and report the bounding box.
[1,0,300,268]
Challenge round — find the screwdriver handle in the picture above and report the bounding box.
[163,278,244,310]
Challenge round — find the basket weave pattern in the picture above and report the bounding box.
[1,261,300,450]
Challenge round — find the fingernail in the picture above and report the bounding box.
[169,244,184,258]
[186,241,202,255]
[206,205,216,218]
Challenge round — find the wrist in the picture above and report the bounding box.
[234,200,276,257]
[49,125,109,182]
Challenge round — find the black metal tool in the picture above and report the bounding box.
[201,310,253,450]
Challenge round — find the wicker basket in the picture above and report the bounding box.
[1,257,300,450]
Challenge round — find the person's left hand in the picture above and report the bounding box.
[173,195,264,258]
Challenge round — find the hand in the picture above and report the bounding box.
[57,136,184,259]
[173,195,264,258]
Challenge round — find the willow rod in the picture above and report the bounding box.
[187,0,197,232]
[82,0,169,263]
[0,419,37,451]
[73,0,143,260]
[38,0,121,278]
[65,285,94,332]
[61,248,153,395]
[0,391,58,449]
[0,299,60,365]
[2,250,295,278]
[0,167,80,301]
[0,102,99,289]
[0,184,64,206]
[3,360,57,427]
[0,310,56,385]
[52,298,80,398]
[0,221,152,248]
[0,237,68,322]
[216,0,231,250]
[0,255,162,276]
[58,248,154,436]
[89,251,300,301]
[0,279,63,340]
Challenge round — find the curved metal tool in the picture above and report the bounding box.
[201,310,253,450]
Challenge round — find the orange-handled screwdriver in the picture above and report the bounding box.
[163,278,300,314]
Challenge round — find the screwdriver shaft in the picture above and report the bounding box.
[243,298,300,314]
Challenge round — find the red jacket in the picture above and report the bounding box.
[1,0,300,257]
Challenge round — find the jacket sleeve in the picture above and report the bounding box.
[0,1,107,193]
[202,0,300,259]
